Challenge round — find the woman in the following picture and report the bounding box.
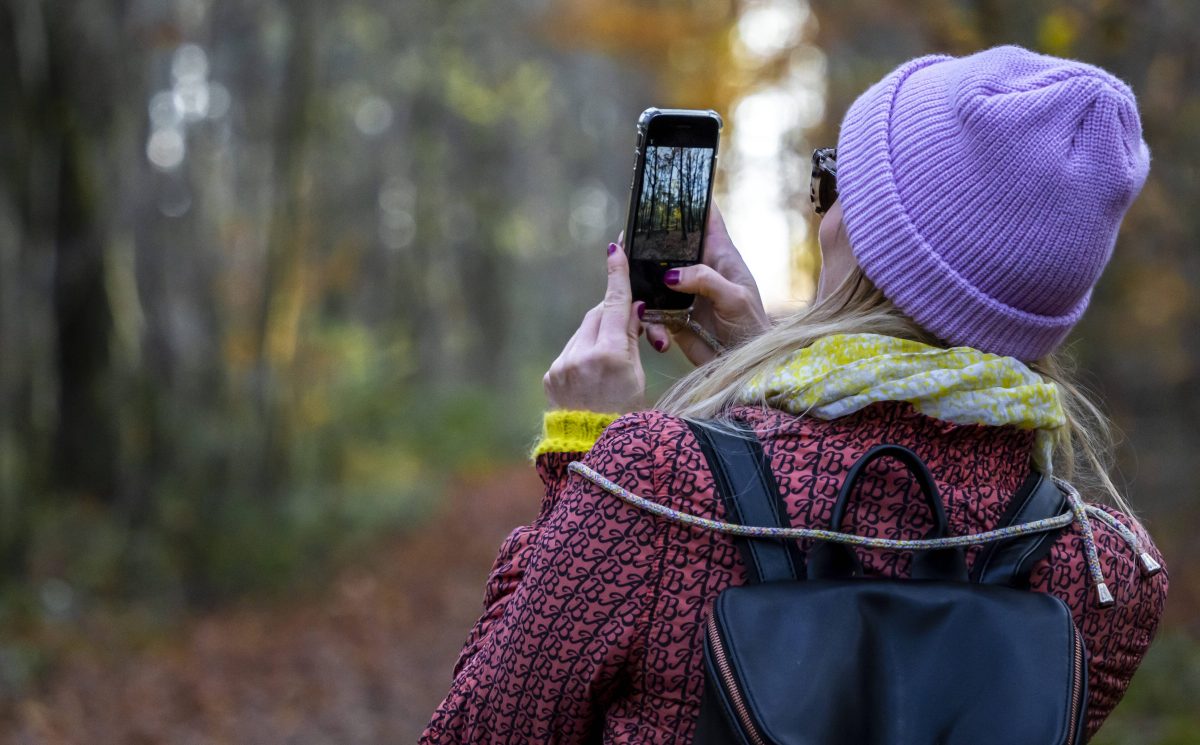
[422,45,1167,743]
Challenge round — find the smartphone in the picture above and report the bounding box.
[623,108,722,310]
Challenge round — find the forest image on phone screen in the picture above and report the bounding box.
[632,145,714,261]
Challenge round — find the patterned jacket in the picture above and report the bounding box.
[422,401,1168,743]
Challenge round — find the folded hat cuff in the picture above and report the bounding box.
[836,56,1087,362]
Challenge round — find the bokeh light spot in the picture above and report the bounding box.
[172,43,209,84]
[737,0,808,60]
[355,96,394,136]
[147,127,186,170]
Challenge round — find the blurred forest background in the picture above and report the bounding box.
[0,0,1197,742]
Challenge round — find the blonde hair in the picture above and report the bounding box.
[656,266,1134,514]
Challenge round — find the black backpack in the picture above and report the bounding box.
[686,419,1087,745]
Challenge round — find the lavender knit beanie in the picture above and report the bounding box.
[836,45,1150,360]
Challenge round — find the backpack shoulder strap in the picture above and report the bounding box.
[686,419,804,584]
[970,471,1069,588]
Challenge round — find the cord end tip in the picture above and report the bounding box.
[1096,583,1115,608]
[1139,552,1162,576]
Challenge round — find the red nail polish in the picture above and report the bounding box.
[653,339,666,352]
[664,269,680,285]
[608,243,618,256]
[637,302,645,320]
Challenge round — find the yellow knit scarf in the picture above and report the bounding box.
[736,334,1065,472]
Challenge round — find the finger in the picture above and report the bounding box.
[598,242,633,342]
[627,301,644,344]
[666,263,745,307]
[645,322,717,366]
[644,323,671,354]
[670,327,719,366]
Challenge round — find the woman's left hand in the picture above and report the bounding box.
[543,242,646,413]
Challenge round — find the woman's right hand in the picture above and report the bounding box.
[644,203,770,365]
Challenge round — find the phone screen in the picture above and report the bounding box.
[625,111,721,310]
[630,144,716,263]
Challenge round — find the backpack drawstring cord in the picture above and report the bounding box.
[1083,502,1162,576]
[568,461,1157,609]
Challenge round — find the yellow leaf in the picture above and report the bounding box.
[1038,10,1080,57]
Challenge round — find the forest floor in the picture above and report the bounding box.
[0,463,541,745]
[633,228,702,261]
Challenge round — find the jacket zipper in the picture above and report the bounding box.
[1067,626,1085,743]
[706,613,768,745]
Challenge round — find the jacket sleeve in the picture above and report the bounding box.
[449,410,621,673]
[1030,505,1169,740]
[448,451,577,676]
[421,412,667,744]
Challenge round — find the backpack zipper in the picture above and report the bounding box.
[1067,626,1085,743]
[706,612,768,745]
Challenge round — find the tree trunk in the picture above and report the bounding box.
[254,0,319,497]
[52,125,117,501]
[35,2,120,502]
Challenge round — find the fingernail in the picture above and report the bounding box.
[607,243,618,256]
[653,339,666,352]
[636,302,645,320]
[664,269,680,285]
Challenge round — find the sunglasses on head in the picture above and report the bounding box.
[810,147,837,215]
